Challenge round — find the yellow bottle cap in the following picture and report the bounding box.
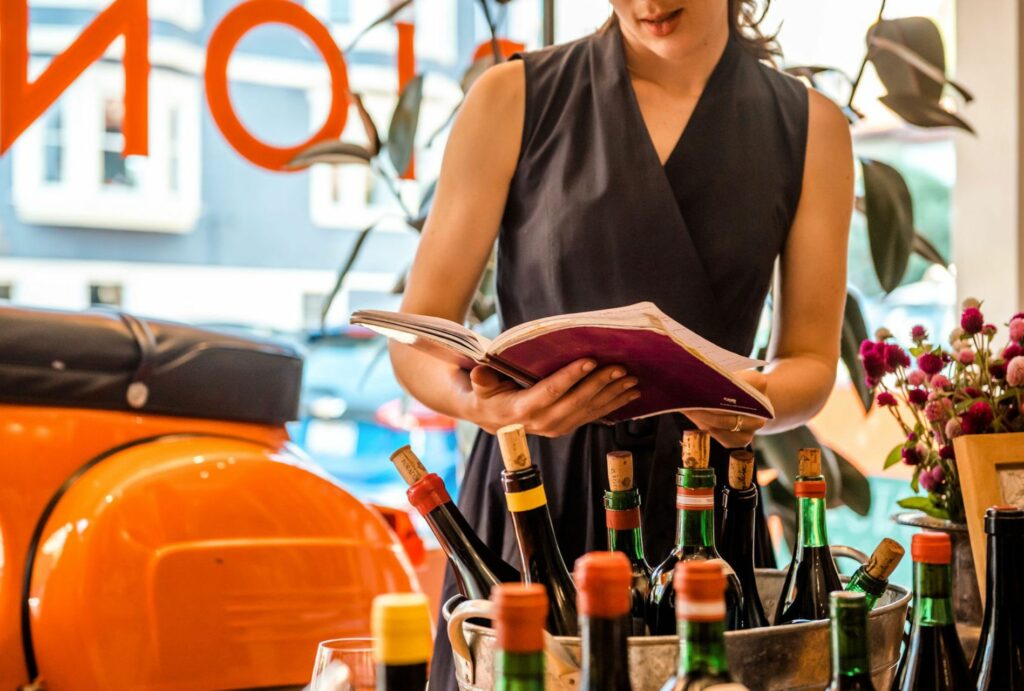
[371,593,433,666]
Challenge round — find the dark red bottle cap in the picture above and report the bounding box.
[794,480,826,498]
[673,560,726,621]
[574,551,631,618]
[406,473,451,515]
[911,531,952,564]
[984,504,1024,535]
[491,583,548,653]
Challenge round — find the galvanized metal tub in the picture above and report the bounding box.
[444,566,910,691]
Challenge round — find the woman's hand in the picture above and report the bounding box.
[460,359,641,437]
[685,370,769,448]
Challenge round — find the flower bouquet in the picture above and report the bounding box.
[859,298,1024,523]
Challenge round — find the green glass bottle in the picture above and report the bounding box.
[576,551,633,691]
[828,591,875,690]
[891,531,970,691]
[492,583,548,691]
[605,450,651,636]
[660,560,748,691]
[844,538,904,610]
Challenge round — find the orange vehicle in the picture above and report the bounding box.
[0,305,419,690]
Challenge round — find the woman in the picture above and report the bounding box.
[390,0,853,686]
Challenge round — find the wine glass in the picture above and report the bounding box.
[310,637,374,691]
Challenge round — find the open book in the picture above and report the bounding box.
[351,302,773,423]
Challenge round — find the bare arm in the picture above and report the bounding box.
[390,62,639,435]
[689,88,854,444]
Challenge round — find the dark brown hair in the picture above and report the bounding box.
[600,1,781,63]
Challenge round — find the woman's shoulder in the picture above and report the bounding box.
[744,56,810,111]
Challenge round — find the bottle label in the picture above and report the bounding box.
[505,485,547,513]
[675,598,726,621]
[676,486,714,510]
[605,507,641,530]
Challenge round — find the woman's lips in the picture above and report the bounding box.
[639,8,683,37]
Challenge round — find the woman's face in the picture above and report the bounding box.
[610,1,729,60]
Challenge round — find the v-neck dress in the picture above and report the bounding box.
[429,22,808,689]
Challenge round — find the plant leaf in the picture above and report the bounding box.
[841,292,872,410]
[344,0,414,53]
[861,158,915,293]
[897,495,949,519]
[867,17,946,102]
[462,55,497,93]
[878,94,975,133]
[351,92,380,156]
[321,221,377,328]
[912,232,948,266]
[883,443,903,469]
[911,465,921,493]
[835,447,872,516]
[868,35,974,103]
[286,140,374,170]
[387,74,424,176]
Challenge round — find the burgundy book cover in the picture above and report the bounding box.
[493,326,771,422]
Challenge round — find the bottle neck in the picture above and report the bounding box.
[831,604,871,682]
[495,650,545,690]
[845,567,886,609]
[677,619,729,678]
[675,469,716,550]
[981,530,1020,638]
[912,561,955,627]
[677,507,714,549]
[796,496,829,548]
[580,614,631,689]
[719,485,757,563]
[606,489,646,565]
[376,662,428,691]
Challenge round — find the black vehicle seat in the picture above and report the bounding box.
[0,305,304,424]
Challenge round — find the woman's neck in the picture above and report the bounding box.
[618,17,730,98]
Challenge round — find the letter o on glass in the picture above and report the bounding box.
[205,0,349,171]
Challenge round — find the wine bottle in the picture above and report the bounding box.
[844,538,904,610]
[774,449,842,624]
[391,446,519,599]
[576,551,634,691]
[371,592,431,691]
[604,450,652,635]
[660,560,748,691]
[971,505,1024,690]
[718,449,768,629]
[891,531,970,691]
[497,424,578,635]
[648,431,744,635]
[828,591,875,691]
[492,583,548,691]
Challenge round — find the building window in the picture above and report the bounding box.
[89,283,123,308]
[0,284,12,301]
[102,98,138,188]
[43,108,64,184]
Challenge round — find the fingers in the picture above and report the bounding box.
[687,411,765,449]
[516,359,596,411]
[470,365,517,398]
[550,370,638,431]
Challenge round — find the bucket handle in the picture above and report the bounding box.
[446,597,580,685]
[830,544,869,566]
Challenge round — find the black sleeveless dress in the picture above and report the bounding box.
[430,21,807,689]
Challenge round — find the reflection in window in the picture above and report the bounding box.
[103,99,137,187]
[43,108,64,183]
[89,282,123,307]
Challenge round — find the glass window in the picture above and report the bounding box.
[43,107,63,184]
[102,98,137,188]
[329,0,350,24]
[0,284,12,301]
[89,283,123,308]
[303,292,328,331]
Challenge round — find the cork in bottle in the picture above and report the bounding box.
[389,445,428,485]
[864,538,905,581]
[681,430,710,469]
[797,447,822,478]
[606,451,634,491]
[497,423,532,472]
[727,449,755,489]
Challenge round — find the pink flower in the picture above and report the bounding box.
[945,417,963,439]
[901,444,924,466]
[963,386,983,399]
[961,401,995,434]
[862,352,886,380]
[1010,318,1024,342]
[917,352,943,376]
[962,307,985,335]
[859,340,881,357]
[876,391,897,407]
[906,369,927,386]
[1007,356,1024,387]
[924,399,948,422]
[907,388,929,406]
[920,466,945,492]
[983,323,998,337]
[930,374,951,389]
[911,325,928,342]
[884,344,911,372]
[1003,343,1022,360]
[957,349,976,365]
[990,360,1008,380]
[939,444,955,460]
